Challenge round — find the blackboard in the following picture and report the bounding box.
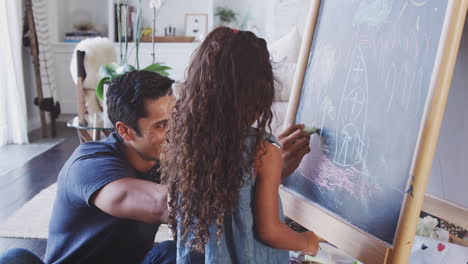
[282,0,449,245]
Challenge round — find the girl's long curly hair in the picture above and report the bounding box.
[160,27,275,252]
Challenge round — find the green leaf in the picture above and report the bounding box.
[158,70,170,77]
[96,77,111,100]
[143,64,172,72]
[116,64,136,75]
[98,63,119,78]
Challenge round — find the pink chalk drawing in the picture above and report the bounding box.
[297,145,380,201]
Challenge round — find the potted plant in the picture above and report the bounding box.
[215,7,237,27]
[96,0,171,101]
[96,0,170,127]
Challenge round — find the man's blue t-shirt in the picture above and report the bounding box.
[44,133,161,264]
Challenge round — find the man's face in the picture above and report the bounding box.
[131,95,176,162]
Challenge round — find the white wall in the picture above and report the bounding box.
[265,0,310,41]
[132,0,212,37]
[68,0,109,35]
[214,0,268,38]
[426,18,468,209]
[49,0,109,42]
[213,0,310,41]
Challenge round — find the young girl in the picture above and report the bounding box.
[161,27,318,263]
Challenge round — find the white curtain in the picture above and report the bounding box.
[0,0,29,146]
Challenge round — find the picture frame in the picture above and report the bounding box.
[185,13,208,40]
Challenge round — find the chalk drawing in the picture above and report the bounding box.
[408,30,420,58]
[385,62,424,116]
[335,45,368,167]
[398,63,409,108]
[399,1,408,18]
[336,124,367,166]
[413,67,424,115]
[319,96,336,138]
[353,0,394,28]
[298,144,379,200]
[345,87,367,121]
[386,63,397,112]
[405,64,415,111]
[309,43,337,104]
[417,16,420,31]
[409,0,428,7]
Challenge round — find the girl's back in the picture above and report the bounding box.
[177,129,289,263]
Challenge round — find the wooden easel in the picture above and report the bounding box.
[25,0,58,138]
[281,0,468,263]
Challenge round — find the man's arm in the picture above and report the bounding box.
[90,177,169,224]
[277,124,312,178]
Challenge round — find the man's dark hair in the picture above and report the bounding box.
[107,70,174,135]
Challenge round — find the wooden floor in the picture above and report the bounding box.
[0,122,79,259]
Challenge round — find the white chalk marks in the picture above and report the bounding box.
[385,63,397,112]
[385,63,425,116]
[353,0,394,28]
[335,45,369,167]
[409,0,428,7]
[401,0,428,17]
[319,96,335,138]
[399,1,408,17]
[308,43,337,105]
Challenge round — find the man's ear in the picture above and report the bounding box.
[115,121,135,141]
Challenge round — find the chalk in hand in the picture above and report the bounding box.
[303,125,321,135]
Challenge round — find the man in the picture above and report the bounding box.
[0,71,312,264]
[44,71,177,264]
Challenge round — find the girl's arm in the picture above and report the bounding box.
[255,142,319,254]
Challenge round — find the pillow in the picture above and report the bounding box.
[268,27,302,102]
[273,62,296,102]
[268,26,302,64]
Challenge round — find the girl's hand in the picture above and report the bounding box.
[303,231,319,256]
[277,124,311,178]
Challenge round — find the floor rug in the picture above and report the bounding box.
[0,183,172,242]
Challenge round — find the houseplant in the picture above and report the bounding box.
[96,0,171,100]
[215,7,237,26]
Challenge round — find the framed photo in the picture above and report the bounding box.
[185,13,208,40]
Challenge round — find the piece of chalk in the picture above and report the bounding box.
[303,126,320,135]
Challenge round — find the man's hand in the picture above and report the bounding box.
[277,124,311,178]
